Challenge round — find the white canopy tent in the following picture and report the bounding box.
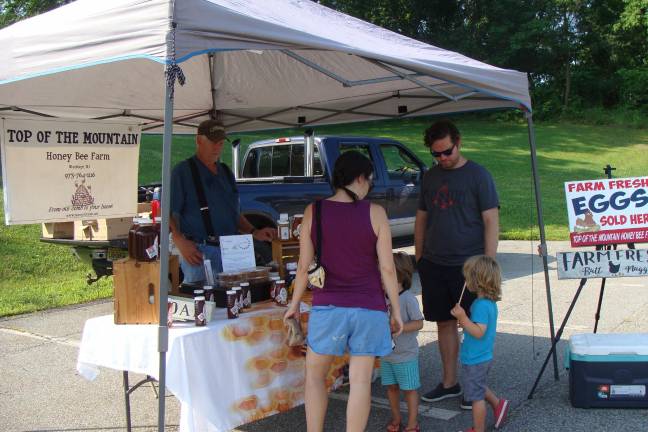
[0,0,557,429]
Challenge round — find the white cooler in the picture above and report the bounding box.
[566,333,648,408]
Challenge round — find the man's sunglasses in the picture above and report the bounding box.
[431,143,456,158]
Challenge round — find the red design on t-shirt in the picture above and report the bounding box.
[432,184,455,209]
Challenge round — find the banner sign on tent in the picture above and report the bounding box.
[557,249,648,279]
[564,176,648,247]
[1,118,140,224]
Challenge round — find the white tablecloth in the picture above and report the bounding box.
[77,303,347,432]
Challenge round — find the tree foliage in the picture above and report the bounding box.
[318,0,648,116]
[1,0,645,116]
[0,0,68,28]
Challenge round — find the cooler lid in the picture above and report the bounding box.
[570,333,648,356]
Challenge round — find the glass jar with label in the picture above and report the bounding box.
[277,213,290,240]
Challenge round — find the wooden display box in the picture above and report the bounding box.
[74,217,132,241]
[113,255,180,324]
[271,238,300,278]
[41,222,74,239]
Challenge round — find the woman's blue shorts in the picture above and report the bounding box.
[307,305,392,357]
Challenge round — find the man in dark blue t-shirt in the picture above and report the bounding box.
[414,120,499,409]
[170,119,274,282]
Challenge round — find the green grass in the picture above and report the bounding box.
[2,116,648,316]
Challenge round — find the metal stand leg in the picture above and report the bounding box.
[528,277,588,399]
[593,278,606,333]
[123,371,132,432]
[122,371,159,432]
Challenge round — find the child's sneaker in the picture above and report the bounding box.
[493,398,510,429]
[460,398,472,410]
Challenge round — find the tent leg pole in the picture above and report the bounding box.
[525,111,559,380]
[528,277,587,399]
[157,74,175,432]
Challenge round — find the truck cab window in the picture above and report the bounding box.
[340,143,375,177]
[380,144,422,183]
[291,144,323,176]
[257,146,273,177]
[271,145,290,176]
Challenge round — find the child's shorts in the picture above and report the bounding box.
[461,360,492,401]
[307,305,392,356]
[380,358,420,390]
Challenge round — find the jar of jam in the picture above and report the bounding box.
[240,282,251,308]
[291,214,304,240]
[227,290,239,319]
[128,219,158,261]
[274,280,287,306]
[194,296,206,326]
[278,214,290,240]
[269,276,280,299]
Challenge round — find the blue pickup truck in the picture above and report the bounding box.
[234,134,427,246]
[42,134,426,282]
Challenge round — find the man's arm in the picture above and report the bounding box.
[169,216,202,266]
[237,214,275,242]
[482,207,499,258]
[414,209,427,262]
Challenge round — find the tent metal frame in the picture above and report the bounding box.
[0,11,556,432]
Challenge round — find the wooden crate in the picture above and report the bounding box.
[113,256,179,324]
[271,238,300,278]
[41,222,74,239]
[74,217,132,241]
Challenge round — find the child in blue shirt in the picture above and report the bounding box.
[382,252,424,432]
[451,255,509,432]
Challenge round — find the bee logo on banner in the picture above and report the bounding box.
[557,249,648,279]
[1,118,140,224]
[564,177,648,247]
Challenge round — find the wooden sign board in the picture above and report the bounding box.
[168,295,218,322]
[557,249,648,279]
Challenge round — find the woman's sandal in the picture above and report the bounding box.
[386,420,402,432]
[403,425,420,432]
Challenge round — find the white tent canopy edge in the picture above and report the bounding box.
[0,0,531,133]
[0,1,557,430]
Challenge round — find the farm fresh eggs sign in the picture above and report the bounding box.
[564,176,648,247]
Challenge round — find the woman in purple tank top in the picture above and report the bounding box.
[285,151,403,432]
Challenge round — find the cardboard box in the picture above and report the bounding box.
[74,217,132,241]
[41,222,74,239]
[137,202,152,218]
[113,255,180,324]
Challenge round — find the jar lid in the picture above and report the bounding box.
[193,289,204,294]
[194,296,205,301]
[203,285,213,290]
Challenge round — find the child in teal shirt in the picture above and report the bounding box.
[451,255,509,432]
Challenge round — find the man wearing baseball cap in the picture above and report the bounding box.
[170,119,275,282]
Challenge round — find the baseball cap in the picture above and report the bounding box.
[197,119,227,142]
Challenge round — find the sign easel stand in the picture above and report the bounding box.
[528,164,635,399]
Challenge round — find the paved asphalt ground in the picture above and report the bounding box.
[1,241,647,431]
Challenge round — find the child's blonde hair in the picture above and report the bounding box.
[393,252,414,290]
[462,255,502,301]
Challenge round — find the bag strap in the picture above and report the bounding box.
[187,157,217,239]
[314,199,323,265]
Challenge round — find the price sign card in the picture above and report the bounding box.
[220,234,255,272]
